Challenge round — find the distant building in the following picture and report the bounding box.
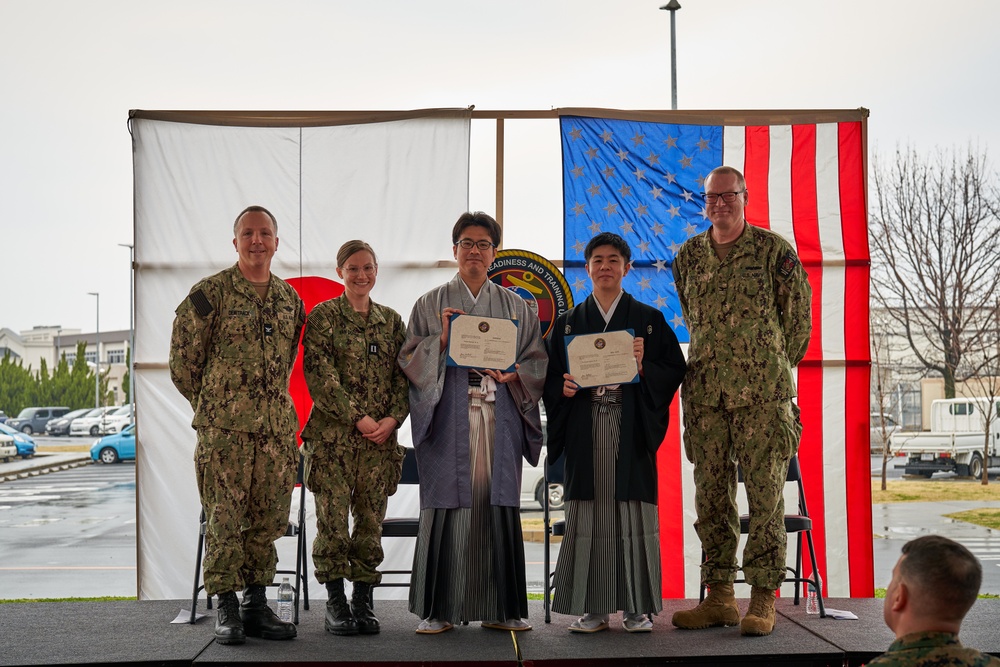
[0,325,130,406]
[872,305,1000,431]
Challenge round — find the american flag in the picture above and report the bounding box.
[560,111,872,600]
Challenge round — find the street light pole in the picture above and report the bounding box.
[660,1,681,110]
[88,292,100,410]
[118,243,135,414]
[54,327,63,368]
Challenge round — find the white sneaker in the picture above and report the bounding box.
[482,618,532,631]
[568,613,610,633]
[416,618,454,634]
[623,612,653,633]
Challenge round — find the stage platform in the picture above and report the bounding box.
[5,598,999,667]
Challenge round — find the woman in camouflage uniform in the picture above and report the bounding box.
[301,240,409,637]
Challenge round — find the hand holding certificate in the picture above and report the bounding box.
[446,314,519,371]
[565,329,638,388]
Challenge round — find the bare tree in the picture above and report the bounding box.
[871,309,901,491]
[870,147,1000,398]
[960,300,1000,485]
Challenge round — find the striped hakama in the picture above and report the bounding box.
[408,378,529,623]
[552,387,662,616]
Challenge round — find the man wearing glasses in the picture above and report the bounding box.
[399,211,547,634]
[671,166,812,636]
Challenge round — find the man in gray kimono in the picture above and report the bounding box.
[398,211,547,634]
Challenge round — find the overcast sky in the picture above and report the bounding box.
[2,0,996,335]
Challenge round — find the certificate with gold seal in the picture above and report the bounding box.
[446,314,519,372]
[565,329,638,388]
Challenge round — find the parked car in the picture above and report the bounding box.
[69,406,118,437]
[520,407,564,510]
[521,445,565,510]
[101,404,134,434]
[6,406,71,435]
[0,422,36,458]
[91,424,136,464]
[0,410,7,424]
[870,412,900,453]
[45,408,94,436]
[0,433,16,462]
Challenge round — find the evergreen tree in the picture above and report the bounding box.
[0,351,37,416]
[122,347,131,405]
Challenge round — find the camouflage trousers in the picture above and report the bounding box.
[303,440,406,585]
[194,426,298,595]
[682,399,802,589]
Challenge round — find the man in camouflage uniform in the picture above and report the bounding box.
[170,205,305,645]
[300,239,409,637]
[870,535,1000,666]
[671,166,811,637]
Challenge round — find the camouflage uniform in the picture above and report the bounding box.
[673,223,811,589]
[867,631,1000,666]
[300,295,409,585]
[170,263,305,595]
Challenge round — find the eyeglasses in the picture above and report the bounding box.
[342,264,376,276]
[703,190,746,204]
[455,239,497,251]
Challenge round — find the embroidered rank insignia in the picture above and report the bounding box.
[189,289,213,317]
[778,252,798,278]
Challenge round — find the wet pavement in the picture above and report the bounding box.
[873,500,1000,591]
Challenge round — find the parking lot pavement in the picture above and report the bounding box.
[0,451,92,482]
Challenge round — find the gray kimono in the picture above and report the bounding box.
[398,274,547,509]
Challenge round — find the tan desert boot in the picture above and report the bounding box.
[671,582,740,629]
[740,587,776,636]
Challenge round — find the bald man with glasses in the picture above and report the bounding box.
[671,166,812,637]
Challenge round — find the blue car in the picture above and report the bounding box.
[91,424,136,464]
[0,422,36,458]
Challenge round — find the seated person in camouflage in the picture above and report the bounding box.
[170,205,305,646]
[300,240,409,637]
[870,535,1000,667]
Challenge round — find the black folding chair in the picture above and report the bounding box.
[190,455,310,623]
[698,455,826,618]
[374,447,420,596]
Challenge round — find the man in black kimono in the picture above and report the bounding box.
[543,232,686,633]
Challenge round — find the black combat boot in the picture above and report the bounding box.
[240,585,297,640]
[325,578,359,636]
[351,581,380,635]
[214,591,246,645]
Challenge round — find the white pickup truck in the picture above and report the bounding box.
[891,397,1000,478]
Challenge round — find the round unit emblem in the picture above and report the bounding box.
[488,249,573,339]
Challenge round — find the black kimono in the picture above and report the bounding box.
[543,291,685,616]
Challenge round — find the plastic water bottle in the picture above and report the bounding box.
[277,577,294,623]
[806,574,821,615]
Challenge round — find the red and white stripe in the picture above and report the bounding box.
[658,121,871,599]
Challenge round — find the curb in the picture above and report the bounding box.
[1,454,93,483]
[523,529,562,544]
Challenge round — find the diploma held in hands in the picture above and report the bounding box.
[565,329,638,388]
[446,314,519,372]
